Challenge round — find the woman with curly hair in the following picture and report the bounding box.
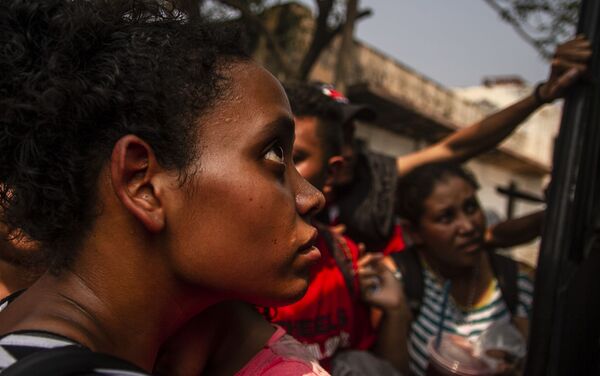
[0,0,326,374]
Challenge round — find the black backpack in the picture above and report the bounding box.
[390,247,519,318]
[1,345,147,376]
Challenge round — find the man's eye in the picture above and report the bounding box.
[293,152,307,165]
[264,144,285,164]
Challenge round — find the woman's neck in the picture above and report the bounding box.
[422,251,493,308]
[0,258,43,300]
[205,302,275,376]
[0,252,218,372]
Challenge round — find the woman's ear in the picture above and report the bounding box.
[110,135,167,233]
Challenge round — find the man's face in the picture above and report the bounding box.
[293,116,329,192]
[332,121,358,187]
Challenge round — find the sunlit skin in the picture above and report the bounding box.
[0,61,325,371]
[165,63,326,307]
[293,116,344,202]
[410,176,487,276]
[293,117,329,191]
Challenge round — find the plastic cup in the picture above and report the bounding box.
[426,333,493,376]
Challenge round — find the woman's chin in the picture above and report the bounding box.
[258,278,311,308]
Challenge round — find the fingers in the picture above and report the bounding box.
[357,242,366,258]
[544,35,592,101]
[360,275,381,292]
[551,58,588,73]
[555,34,591,52]
[330,223,346,236]
[357,252,383,269]
[552,35,591,72]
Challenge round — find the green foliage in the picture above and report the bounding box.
[485,0,580,58]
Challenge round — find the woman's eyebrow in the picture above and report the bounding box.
[259,115,295,142]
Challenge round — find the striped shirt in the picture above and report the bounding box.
[0,292,148,375]
[407,264,534,376]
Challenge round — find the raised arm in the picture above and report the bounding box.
[397,36,591,178]
[484,210,545,249]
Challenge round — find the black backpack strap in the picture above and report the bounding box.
[320,228,356,297]
[2,345,147,376]
[390,247,424,317]
[488,251,519,316]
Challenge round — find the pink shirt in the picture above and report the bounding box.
[235,326,330,376]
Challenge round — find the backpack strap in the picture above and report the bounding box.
[390,247,424,317]
[320,228,356,297]
[488,251,519,316]
[389,248,519,317]
[2,345,147,376]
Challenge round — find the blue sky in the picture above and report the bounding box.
[352,0,551,88]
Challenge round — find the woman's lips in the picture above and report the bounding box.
[298,245,322,263]
[458,239,483,253]
[297,229,321,264]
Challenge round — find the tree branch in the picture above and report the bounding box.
[296,6,371,81]
[484,0,557,59]
[217,0,295,76]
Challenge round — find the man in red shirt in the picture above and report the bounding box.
[272,83,376,370]
[275,35,590,367]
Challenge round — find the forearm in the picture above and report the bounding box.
[441,93,541,162]
[397,94,542,177]
[373,306,413,374]
[485,210,545,248]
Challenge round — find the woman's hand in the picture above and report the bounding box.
[358,253,408,313]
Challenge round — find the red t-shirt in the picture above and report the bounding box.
[381,222,406,256]
[271,232,375,370]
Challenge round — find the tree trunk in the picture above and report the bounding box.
[334,0,358,93]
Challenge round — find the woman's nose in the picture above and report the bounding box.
[294,174,325,218]
[457,213,476,234]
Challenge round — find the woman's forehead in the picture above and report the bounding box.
[426,177,477,208]
[193,62,292,144]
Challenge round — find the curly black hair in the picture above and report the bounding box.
[397,162,480,227]
[0,0,249,270]
[283,81,343,159]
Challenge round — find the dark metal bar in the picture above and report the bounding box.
[524,0,600,374]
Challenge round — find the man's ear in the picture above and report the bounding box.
[324,155,345,187]
[322,155,345,197]
[110,135,166,233]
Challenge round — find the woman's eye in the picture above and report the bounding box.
[464,200,480,214]
[436,210,454,223]
[264,144,285,165]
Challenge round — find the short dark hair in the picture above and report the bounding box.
[0,0,249,270]
[284,82,343,158]
[397,162,480,226]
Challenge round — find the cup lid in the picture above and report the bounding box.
[427,334,493,375]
